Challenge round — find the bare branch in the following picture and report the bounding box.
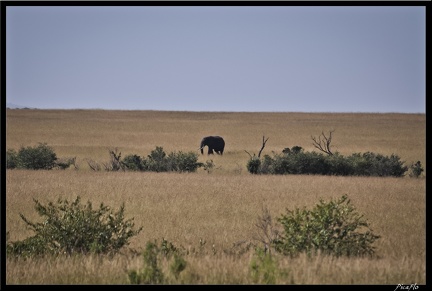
[252,206,280,254]
[258,136,269,158]
[311,130,334,155]
[244,150,253,159]
[105,148,126,171]
[245,135,269,159]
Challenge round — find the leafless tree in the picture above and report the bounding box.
[87,148,125,171]
[311,130,335,156]
[103,148,125,171]
[253,206,280,254]
[245,135,269,158]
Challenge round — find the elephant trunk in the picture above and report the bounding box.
[200,141,205,154]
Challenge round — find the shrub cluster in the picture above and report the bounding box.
[272,195,380,258]
[6,196,142,258]
[6,194,380,283]
[6,143,204,173]
[7,142,419,178]
[121,146,203,173]
[6,143,58,170]
[247,146,409,177]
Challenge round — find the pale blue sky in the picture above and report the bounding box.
[6,5,426,113]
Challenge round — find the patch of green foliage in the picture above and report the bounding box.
[273,195,380,257]
[6,143,57,170]
[246,157,261,174]
[6,143,76,170]
[248,146,409,177]
[127,238,187,284]
[6,143,205,173]
[6,196,142,258]
[122,146,203,173]
[249,247,279,284]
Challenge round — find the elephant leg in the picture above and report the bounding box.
[208,148,214,154]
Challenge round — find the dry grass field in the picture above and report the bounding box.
[5,109,426,285]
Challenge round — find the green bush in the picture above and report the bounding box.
[247,147,409,177]
[6,143,58,170]
[123,147,202,173]
[168,151,202,173]
[273,195,380,257]
[122,154,144,171]
[6,196,142,258]
[347,152,408,177]
[144,146,169,172]
[247,157,261,174]
[258,154,274,174]
[326,153,354,176]
[6,149,19,169]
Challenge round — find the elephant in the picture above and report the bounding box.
[200,136,225,155]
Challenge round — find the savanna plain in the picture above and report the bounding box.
[5,109,426,285]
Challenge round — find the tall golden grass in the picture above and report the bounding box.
[5,109,426,284]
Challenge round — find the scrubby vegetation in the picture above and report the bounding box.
[249,247,280,284]
[6,133,423,178]
[6,143,77,170]
[6,143,59,170]
[272,195,380,257]
[6,144,205,173]
[248,147,409,177]
[128,239,187,284]
[7,194,381,284]
[121,146,203,173]
[246,132,417,177]
[6,196,142,258]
